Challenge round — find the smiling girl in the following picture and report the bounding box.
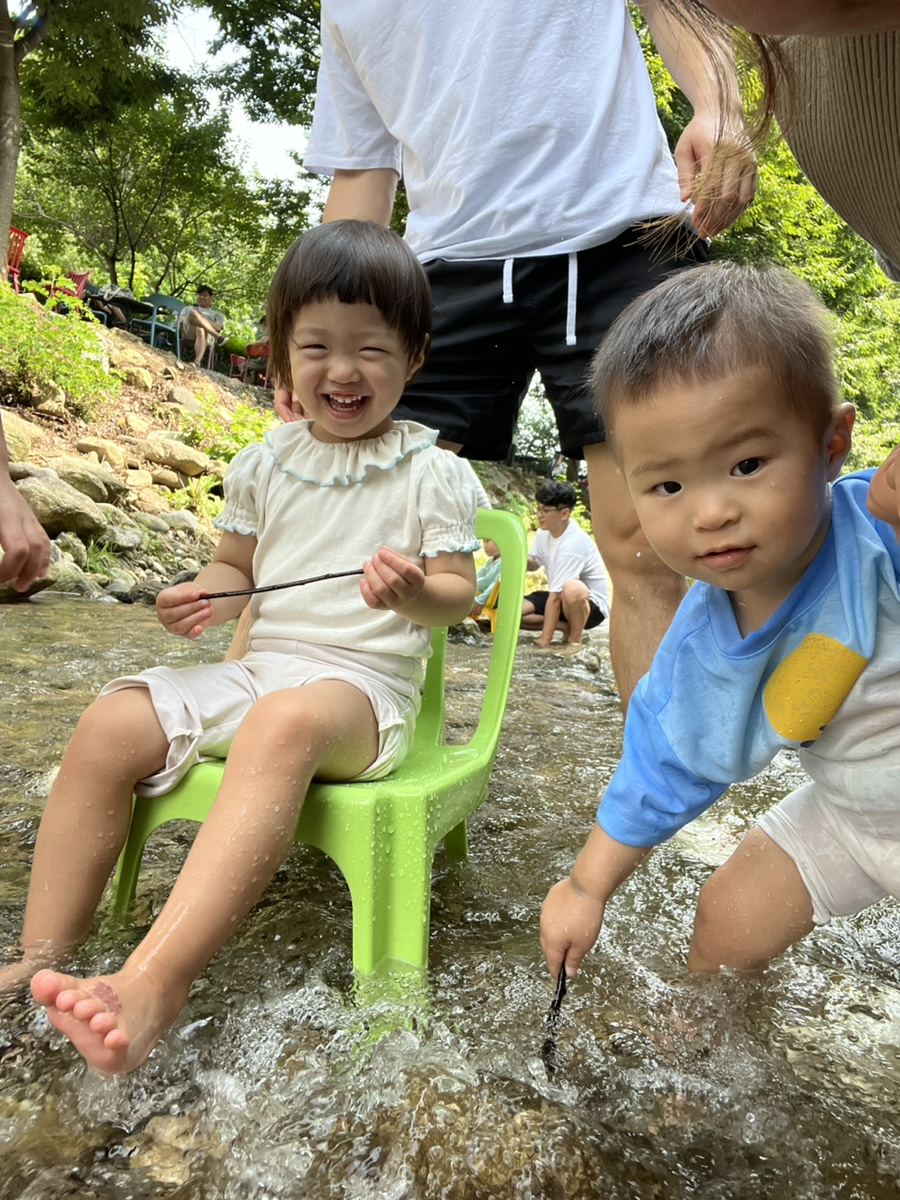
[4,221,482,1073]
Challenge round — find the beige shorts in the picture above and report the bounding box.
[100,641,422,798]
[758,781,900,924]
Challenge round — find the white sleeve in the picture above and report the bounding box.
[530,530,547,569]
[213,442,265,537]
[303,14,403,177]
[416,453,482,559]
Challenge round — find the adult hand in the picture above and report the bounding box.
[156,583,214,639]
[540,877,606,981]
[360,547,426,612]
[675,113,757,239]
[0,476,51,591]
[274,389,305,422]
[868,444,900,536]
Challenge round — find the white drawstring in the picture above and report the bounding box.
[500,253,578,345]
[565,252,578,346]
[502,258,514,304]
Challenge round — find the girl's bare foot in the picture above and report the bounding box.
[30,968,185,1074]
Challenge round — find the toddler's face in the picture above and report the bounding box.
[612,366,852,633]
[288,299,424,443]
[482,539,500,559]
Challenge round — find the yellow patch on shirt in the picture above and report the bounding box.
[763,634,867,743]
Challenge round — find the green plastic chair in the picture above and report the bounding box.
[112,507,528,974]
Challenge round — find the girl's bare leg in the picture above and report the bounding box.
[687,826,815,972]
[0,688,168,993]
[32,681,378,1074]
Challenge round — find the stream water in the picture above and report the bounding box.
[1,596,898,1199]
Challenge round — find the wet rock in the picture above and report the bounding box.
[55,530,88,569]
[46,559,106,598]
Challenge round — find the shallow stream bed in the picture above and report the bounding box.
[1,596,898,1198]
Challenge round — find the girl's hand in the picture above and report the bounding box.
[360,547,426,613]
[540,877,606,981]
[868,444,900,536]
[156,583,214,639]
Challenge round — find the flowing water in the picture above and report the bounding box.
[1,596,898,1199]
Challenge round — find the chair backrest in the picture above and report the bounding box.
[7,226,27,272]
[142,293,185,319]
[66,270,90,298]
[245,342,269,358]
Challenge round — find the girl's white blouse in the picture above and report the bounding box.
[215,420,483,658]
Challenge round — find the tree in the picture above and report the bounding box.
[203,0,320,126]
[0,1,180,277]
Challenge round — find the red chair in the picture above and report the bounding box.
[52,270,90,300]
[242,341,270,387]
[6,227,28,294]
[49,270,91,311]
[230,354,247,377]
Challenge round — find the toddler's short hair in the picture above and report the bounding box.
[267,220,432,388]
[591,262,840,443]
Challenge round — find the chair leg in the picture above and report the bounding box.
[443,820,468,861]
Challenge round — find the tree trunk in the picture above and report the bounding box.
[0,7,21,282]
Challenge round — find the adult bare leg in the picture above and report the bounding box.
[559,579,590,645]
[688,827,816,972]
[31,680,378,1074]
[583,443,686,711]
[0,689,169,993]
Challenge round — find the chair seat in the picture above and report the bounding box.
[112,507,528,975]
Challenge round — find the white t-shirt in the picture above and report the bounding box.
[530,520,610,615]
[304,0,684,262]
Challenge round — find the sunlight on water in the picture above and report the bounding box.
[0,596,898,1198]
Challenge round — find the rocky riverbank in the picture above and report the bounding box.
[2,308,541,604]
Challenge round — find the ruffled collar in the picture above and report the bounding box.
[264,419,439,487]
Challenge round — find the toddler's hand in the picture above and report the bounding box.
[156,583,214,638]
[360,547,426,613]
[540,877,606,981]
[868,445,900,536]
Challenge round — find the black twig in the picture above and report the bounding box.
[201,568,365,600]
[541,969,568,1077]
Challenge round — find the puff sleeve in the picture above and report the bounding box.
[213,441,266,537]
[415,451,485,559]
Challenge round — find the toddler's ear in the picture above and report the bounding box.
[825,403,855,480]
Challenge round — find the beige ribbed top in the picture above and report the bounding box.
[777,33,900,274]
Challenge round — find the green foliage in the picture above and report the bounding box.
[0,287,119,418]
[174,394,277,461]
[168,473,224,521]
[845,416,900,475]
[204,0,322,126]
[83,539,121,576]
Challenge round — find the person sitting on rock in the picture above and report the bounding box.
[522,481,609,649]
[178,285,225,369]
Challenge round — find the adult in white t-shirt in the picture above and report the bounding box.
[281,0,756,708]
[523,483,610,650]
